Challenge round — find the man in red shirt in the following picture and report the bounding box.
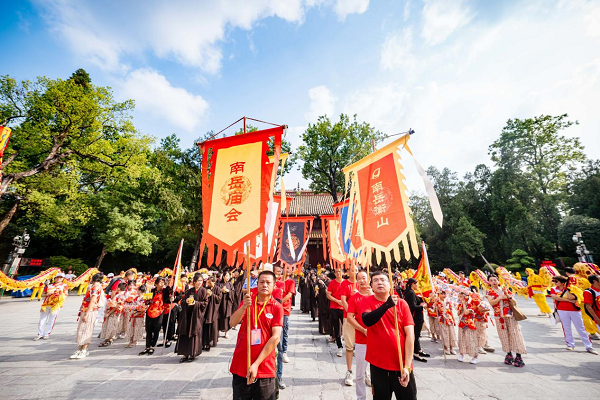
[326,268,345,357]
[274,264,296,389]
[340,264,358,385]
[347,270,373,399]
[584,275,600,329]
[229,270,283,399]
[358,270,416,400]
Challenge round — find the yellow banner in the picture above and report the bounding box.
[208,141,263,247]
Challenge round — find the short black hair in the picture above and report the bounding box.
[406,278,417,285]
[565,267,575,274]
[91,273,104,283]
[552,275,568,284]
[193,272,202,282]
[588,275,599,285]
[370,271,388,281]
[488,274,499,280]
[258,270,276,283]
[118,282,127,291]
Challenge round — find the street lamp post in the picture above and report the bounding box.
[1,230,31,299]
[572,232,594,263]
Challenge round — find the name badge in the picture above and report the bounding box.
[250,329,262,345]
[265,313,273,319]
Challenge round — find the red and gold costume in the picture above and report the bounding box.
[487,287,527,354]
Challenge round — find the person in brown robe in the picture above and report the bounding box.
[176,273,208,362]
[202,275,222,351]
[218,271,234,339]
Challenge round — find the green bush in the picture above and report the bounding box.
[505,249,535,273]
[49,256,89,276]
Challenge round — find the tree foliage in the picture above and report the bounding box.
[295,114,383,202]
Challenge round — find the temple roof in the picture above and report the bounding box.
[276,191,339,216]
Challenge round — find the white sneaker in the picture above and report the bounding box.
[77,350,89,359]
[344,371,353,386]
[42,335,49,340]
[282,353,290,363]
[457,354,464,362]
[478,347,487,355]
[365,370,372,387]
[33,335,43,341]
[225,331,230,339]
[587,348,599,355]
[336,348,343,357]
[566,346,575,351]
[70,350,81,359]
[450,349,457,355]
[470,357,478,364]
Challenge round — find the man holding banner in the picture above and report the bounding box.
[360,270,416,400]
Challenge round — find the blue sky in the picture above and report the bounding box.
[3,0,600,190]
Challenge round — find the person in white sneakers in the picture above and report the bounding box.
[34,273,69,340]
[347,270,373,398]
[70,273,104,359]
[550,276,598,355]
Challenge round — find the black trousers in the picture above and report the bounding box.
[232,374,276,400]
[370,364,417,400]
[145,314,163,348]
[413,317,423,354]
[161,307,178,341]
[330,308,344,348]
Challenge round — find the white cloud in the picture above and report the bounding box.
[34,0,369,74]
[305,86,337,122]
[334,0,370,20]
[381,28,416,72]
[421,0,474,45]
[119,68,209,132]
[583,5,600,38]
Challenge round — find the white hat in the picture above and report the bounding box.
[262,263,274,272]
[56,273,65,278]
[439,272,446,277]
[137,272,143,275]
[153,274,159,278]
[201,273,209,280]
[107,273,115,278]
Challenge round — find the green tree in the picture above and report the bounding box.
[295,114,383,202]
[449,216,486,267]
[505,249,535,272]
[0,72,151,236]
[489,114,586,251]
[567,160,600,220]
[233,124,294,175]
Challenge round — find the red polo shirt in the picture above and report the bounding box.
[357,295,414,372]
[347,291,370,344]
[230,294,284,379]
[327,279,345,310]
[550,287,580,312]
[282,279,296,316]
[341,279,358,317]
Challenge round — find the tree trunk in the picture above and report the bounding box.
[0,199,20,237]
[95,245,108,269]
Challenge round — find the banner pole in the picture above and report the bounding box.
[246,241,252,382]
[161,239,183,354]
[387,260,404,373]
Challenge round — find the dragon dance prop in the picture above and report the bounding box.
[66,268,100,289]
[0,268,60,291]
[443,268,460,285]
[469,269,490,290]
[495,266,528,297]
[199,125,283,268]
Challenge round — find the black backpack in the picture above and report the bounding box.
[583,288,599,319]
[104,277,124,295]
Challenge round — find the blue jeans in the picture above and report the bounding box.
[276,315,289,380]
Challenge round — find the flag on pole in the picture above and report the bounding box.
[172,239,184,289]
[414,241,433,298]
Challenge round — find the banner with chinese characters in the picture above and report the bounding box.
[199,126,283,267]
[277,216,313,270]
[321,214,348,269]
[343,134,419,265]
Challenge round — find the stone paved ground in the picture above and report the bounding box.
[1,293,599,400]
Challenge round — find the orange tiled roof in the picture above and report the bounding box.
[276,191,339,216]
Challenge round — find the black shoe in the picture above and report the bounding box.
[414,356,428,363]
[418,351,431,358]
[186,356,196,363]
[179,356,189,363]
[157,343,164,347]
[165,341,172,348]
[138,348,150,356]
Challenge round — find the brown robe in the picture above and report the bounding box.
[175,286,208,357]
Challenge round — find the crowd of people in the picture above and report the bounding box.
[27,262,600,400]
